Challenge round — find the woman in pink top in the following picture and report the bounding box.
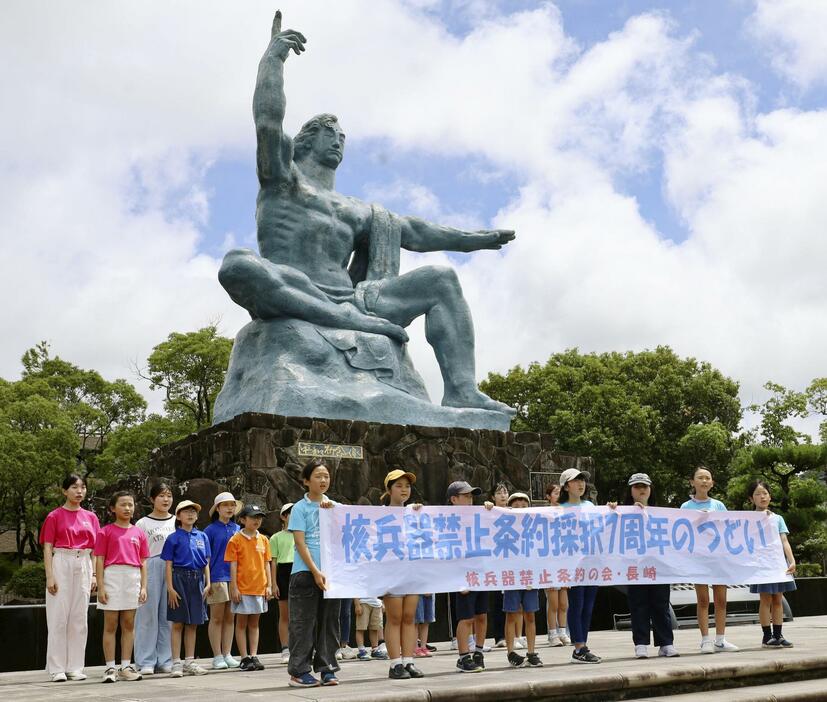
[40,473,100,683]
[95,491,149,684]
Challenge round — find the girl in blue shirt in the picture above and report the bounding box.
[747,480,796,648]
[558,468,600,664]
[680,466,736,653]
[161,501,211,677]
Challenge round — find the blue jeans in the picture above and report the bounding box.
[339,598,352,645]
[134,556,172,670]
[567,585,598,646]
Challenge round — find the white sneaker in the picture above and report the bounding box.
[513,638,525,650]
[139,666,154,676]
[558,631,571,645]
[102,667,117,683]
[170,661,184,678]
[548,634,563,647]
[376,642,387,655]
[211,656,228,670]
[223,654,240,668]
[335,648,344,660]
[494,639,506,648]
[117,664,142,681]
[340,646,358,660]
[281,648,290,664]
[700,639,715,654]
[50,672,67,682]
[183,660,208,676]
[450,637,458,650]
[66,671,87,681]
[659,645,680,657]
[635,645,648,659]
[715,639,739,652]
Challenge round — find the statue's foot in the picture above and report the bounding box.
[442,388,517,416]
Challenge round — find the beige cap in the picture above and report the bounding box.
[175,500,201,515]
[208,491,243,518]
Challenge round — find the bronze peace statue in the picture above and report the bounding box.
[213,12,516,430]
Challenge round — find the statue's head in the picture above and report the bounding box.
[294,113,345,169]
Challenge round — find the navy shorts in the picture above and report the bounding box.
[166,568,208,625]
[456,591,488,621]
[503,589,540,613]
[415,594,435,624]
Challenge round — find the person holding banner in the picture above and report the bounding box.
[681,466,738,654]
[287,459,342,688]
[620,474,679,659]
[747,480,796,648]
[544,482,570,647]
[379,469,425,680]
[559,469,601,664]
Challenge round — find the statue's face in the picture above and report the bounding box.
[311,123,346,168]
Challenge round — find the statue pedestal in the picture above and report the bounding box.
[148,412,594,534]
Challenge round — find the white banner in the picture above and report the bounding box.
[319,505,791,598]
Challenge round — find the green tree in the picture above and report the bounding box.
[139,326,232,429]
[747,381,809,446]
[806,378,827,444]
[0,377,76,562]
[480,346,742,503]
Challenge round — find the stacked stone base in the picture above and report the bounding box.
[145,412,593,534]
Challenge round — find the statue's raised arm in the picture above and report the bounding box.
[253,11,306,185]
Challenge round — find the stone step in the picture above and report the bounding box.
[635,677,827,701]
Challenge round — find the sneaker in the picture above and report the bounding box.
[335,648,344,661]
[289,672,320,687]
[406,662,425,678]
[456,654,482,673]
[139,666,154,676]
[526,652,544,667]
[321,671,339,685]
[251,656,265,671]
[762,638,781,648]
[281,648,290,664]
[481,642,492,652]
[513,637,525,650]
[635,645,648,659]
[414,646,432,657]
[157,664,173,674]
[518,636,528,649]
[117,664,142,681]
[66,671,87,681]
[571,647,601,664]
[102,667,117,683]
[426,643,438,652]
[714,639,739,652]
[700,639,715,654]
[371,647,389,660]
[376,642,388,655]
[183,660,208,676]
[508,651,526,668]
[494,638,507,648]
[450,637,458,650]
[467,634,476,650]
[224,654,240,668]
[776,637,793,648]
[170,661,184,678]
[239,656,256,671]
[50,672,67,682]
[212,656,228,670]
[357,649,372,661]
[389,663,411,679]
[547,633,563,647]
[658,645,680,657]
[340,646,358,660]
[472,650,485,670]
[558,631,571,645]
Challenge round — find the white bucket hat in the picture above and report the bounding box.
[208,491,243,518]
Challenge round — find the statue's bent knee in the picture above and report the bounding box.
[428,264,462,296]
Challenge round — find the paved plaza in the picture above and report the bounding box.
[2,616,826,701]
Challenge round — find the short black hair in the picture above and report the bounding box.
[62,473,85,490]
[302,458,329,482]
[149,481,172,500]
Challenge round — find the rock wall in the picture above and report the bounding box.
[146,412,594,534]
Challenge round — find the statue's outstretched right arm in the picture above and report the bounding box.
[253,14,306,185]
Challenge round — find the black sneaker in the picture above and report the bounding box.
[456,654,482,673]
[472,650,485,670]
[526,652,543,667]
[239,656,256,671]
[762,638,781,648]
[776,637,793,648]
[507,651,525,668]
[572,648,601,664]
[389,663,411,679]
[426,643,438,652]
[405,663,424,678]
[251,656,264,670]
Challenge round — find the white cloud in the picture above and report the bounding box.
[1,1,825,434]
[748,0,827,89]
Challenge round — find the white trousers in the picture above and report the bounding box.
[45,549,92,674]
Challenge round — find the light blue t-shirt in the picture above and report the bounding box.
[771,513,789,534]
[680,497,727,511]
[288,494,336,574]
[559,500,595,508]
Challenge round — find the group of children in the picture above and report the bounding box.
[39,461,797,686]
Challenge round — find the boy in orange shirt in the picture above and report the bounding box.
[224,505,272,671]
